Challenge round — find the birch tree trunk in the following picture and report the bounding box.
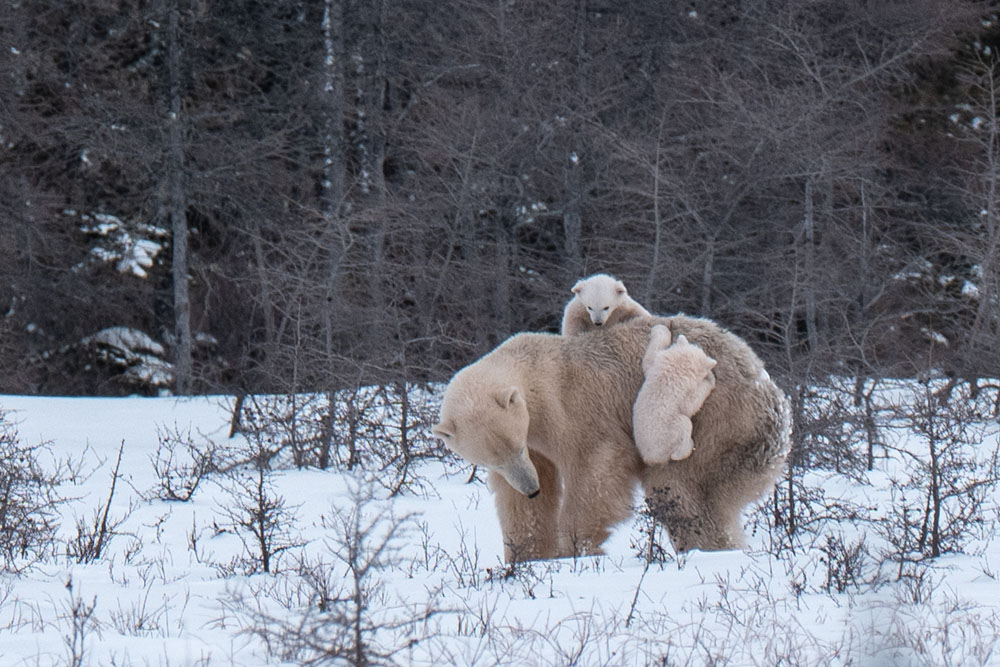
[803,177,819,356]
[321,0,349,366]
[970,57,1000,355]
[561,0,587,277]
[165,0,192,394]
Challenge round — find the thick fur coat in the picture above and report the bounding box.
[633,327,717,464]
[433,315,791,561]
[560,274,651,336]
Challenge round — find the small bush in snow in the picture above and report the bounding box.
[879,379,1000,567]
[227,482,441,664]
[66,441,134,564]
[0,410,63,573]
[214,442,303,576]
[58,577,100,667]
[147,423,218,502]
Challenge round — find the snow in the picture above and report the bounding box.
[79,327,173,390]
[0,388,997,666]
[920,327,949,346]
[76,212,168,279]
[81,327,165,357]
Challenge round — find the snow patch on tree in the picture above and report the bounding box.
[71,211,169,279]
[81,326,174,392]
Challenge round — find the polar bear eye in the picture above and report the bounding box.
[602,306,610,311]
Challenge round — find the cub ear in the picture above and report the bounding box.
[571,280,585,294]
[494,386,521,410]
[431,420,454,440]
[675,334,689,346]
[706,356,718,369]
[614,280,627,296]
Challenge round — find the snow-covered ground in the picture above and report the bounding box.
[0,389,997,666]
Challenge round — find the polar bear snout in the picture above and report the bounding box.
[499,450,541,498]
[589,309,611,325]
[503,465,541,497]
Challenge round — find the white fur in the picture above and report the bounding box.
[560,273,651,336]
[633,327,717,464]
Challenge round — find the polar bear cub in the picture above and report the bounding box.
[561,273,651,336]
[633,325,717,464]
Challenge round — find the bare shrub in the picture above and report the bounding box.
[214,464,302,576]
[750,376,1000,596]
[233,384,444,495]
[108,585,173,638]
[66,440,135,564]
[630,496,675,567]
[754,379,884,566]
[374,382,445,496]
[756,471,877,558]
[820,533,871,594]
[870,586,1000,666]
[0,410,63,573]
[792,378,876,476]
[146,423,218,502]
[878,380,1000,569]
[235,393,329,469]
[59,577,100,667]
[214,404,306,576]
[227,481,441,664]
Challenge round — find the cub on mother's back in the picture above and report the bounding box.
[560,273,650,336]
[633,326,717,464]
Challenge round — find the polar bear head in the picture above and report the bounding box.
[432,364,540,498]
[571,273,629,326]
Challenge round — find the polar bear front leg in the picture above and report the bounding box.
[557,450,638,557]
[491,451,562,562]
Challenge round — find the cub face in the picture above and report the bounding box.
[572,274,627,326]
[432,372,540,497]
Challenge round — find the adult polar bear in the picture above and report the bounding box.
[433,315,791,561]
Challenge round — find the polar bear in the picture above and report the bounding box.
[560,274,651,336]
[633,326,717,464]
[432,315,791,561]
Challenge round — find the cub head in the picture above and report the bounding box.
[648,324,673,350]
[431,367,540,498]
[571,273,628,326]
[672,334,718,380]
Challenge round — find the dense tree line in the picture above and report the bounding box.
[0,0,997,396]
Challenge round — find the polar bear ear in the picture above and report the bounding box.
[706,356,718,369]
[571,280,585,294]
[674,334,689,346]
[431,420,454,441]
[494,387,521,410]
[614,280,627,296]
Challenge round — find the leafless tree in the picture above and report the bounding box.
[0,0,989,394]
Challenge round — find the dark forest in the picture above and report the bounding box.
[2,0,998,396]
